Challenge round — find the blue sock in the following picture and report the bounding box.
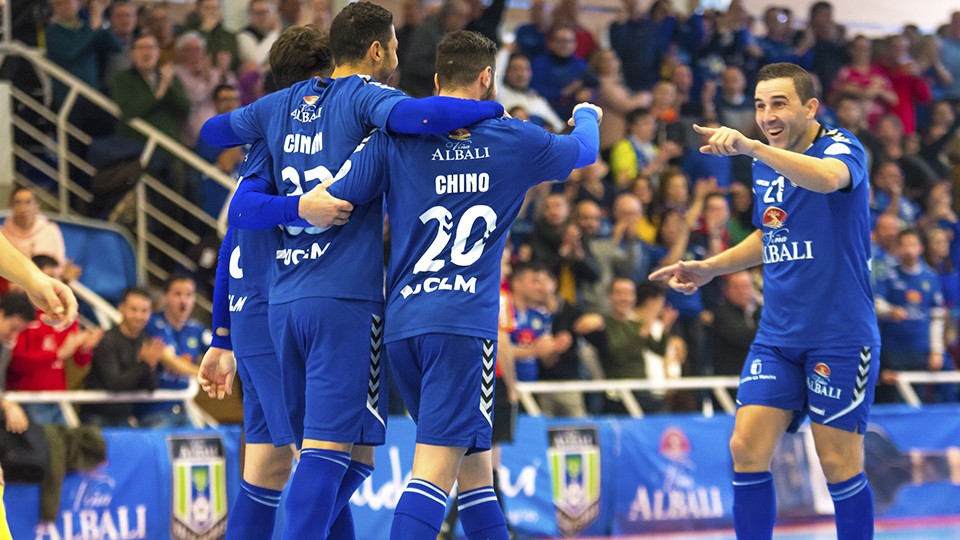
[225,480,282,540]
[458,486,509,540]
[390,478,449,540]
[733,471,776,540]
[327,461,374,539]
[327,504,355,540]
[828,472,874,540]
[281,448,351,540]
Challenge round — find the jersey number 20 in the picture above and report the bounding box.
[414,205,498,274]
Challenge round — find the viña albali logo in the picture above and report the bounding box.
[548,426,601,536]
[168,436,228,540]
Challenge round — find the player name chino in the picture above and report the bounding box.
[435,172,490,195]
[762,239,814,264]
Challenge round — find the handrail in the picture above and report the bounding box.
[70,280,122,328]
[515,372,960,417]
[5,379,216,428]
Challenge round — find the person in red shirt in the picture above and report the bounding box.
[6,256,102,424]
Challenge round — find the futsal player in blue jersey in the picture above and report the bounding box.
[197,25,352,540]
[323,31,601,539]
[198,5,506,539]
[650,62,879,540]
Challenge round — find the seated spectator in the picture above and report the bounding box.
[174,31,236,148]
[278,0,307,30]
[919,100,960,179]
[396,0,424,69]
[683,119,734,190]
[237,0,281,68]
[610,108,682,187]
[834,92,882,166]
[184,0,240,74]
[710,271,760,386]
[138,275,209,427]
[875,229,950,403]
[609,192,662,285]
[809,1,849,98]
[0,292,35,434]
[924,225,960,321]
[2,187,81,286]
[872,213,902,286]
[82,288,163,427]
[597,279,674,414]
[529,26,595,119]
[573,158,615,217]
[6,256,102,424]
[497,53,566,133]
[727,182,754,245]
[589,48,652,152]
[941,12,960,102]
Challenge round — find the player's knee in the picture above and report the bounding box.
[729,433,768,470]
[816,450,861,483]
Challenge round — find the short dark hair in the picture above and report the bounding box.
[810,1,832,19]
[898,227,922,242]
[269,25,334,89]
[31,255,59,271]
[436,31,497,90]
[162,273,195,293]
[120,287,152,304]
[635,281,667,305]
[625,107,652,126]
[212,83,238,101]
[329,2,394,67]
[9,185,34,204]
[510,261,548,282]
[757,62,817,103]
[0,292,36,322]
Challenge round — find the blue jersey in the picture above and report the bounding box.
[328,117,581,342]
[145,313,211,390]
[511,306,553,382]
[875,264,944,352]
[751,126,880,348]
[228,142,280,357]
[228,75,407,304]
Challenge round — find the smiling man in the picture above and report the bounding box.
[650,62,879,540]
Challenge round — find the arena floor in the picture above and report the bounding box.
[577,516,960,539]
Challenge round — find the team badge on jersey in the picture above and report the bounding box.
[813,363,831,379]
[762,207,788,229]
[291,95,321,123]
[448,128,471,141]
[906,290,922,304]
[548,426,602,536]
[168,435,228,540]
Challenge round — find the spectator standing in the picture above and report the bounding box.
[6,256,102,424]
[497,53,566,133]
[237,0,281,67]
[871,159,920,226]
[808,1,848,94]
[112,34,190,144]
[401,0,472,97]
[756,6,813,68]
[716,66,757,138]
[82,288,163,427]
[195,84,245,218]
[875,229,948,403]
[589,48,652,151]
[872,213,902,286]
[939,12,960,101]
[0,292,35,436]
[509,264,556,385]
[173,31,235,149]
[879,34,933,135]
[514,0,550,59]
[139,275,210,427]
[710,271,760,382]
[278,0,306,30]
[396,0,424,70]
[144,6,177,66]
[101,0,138,93]
[184,0,240,74]
[609,0,663,92]
[550,0,596,60]
[610,107,682,187]
[830,36,897,129]
[529,26,594,119]
[45,0,121,106]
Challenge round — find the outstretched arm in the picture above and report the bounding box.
[0,234,77,328]
[650,229,763,295]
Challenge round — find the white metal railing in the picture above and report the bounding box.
[6,379,216,428]
[516,372,960,418]
[0,40,235,315]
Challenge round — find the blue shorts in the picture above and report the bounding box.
[737,343,880,434]
[236,351,295,446]
[269,298,387,447]
[388,334,496,453]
